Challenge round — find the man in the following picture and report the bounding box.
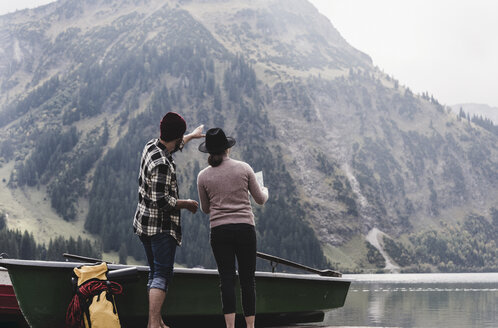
[133,112,204,328]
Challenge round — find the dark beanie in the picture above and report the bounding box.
[160,112,187,141]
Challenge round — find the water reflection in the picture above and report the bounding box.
[368,288,387,324]
[324,273,498,328]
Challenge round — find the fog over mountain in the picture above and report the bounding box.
[0,0,497,272]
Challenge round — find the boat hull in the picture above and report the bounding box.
[0,280,29,328]
[0,259,350,327]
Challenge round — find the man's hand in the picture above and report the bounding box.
[184,125,205,144]
[184,199,199,213]
[176,199,199,213]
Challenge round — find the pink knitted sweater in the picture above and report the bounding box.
[197,157,268,228]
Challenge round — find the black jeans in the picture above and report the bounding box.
[210,223,257,316]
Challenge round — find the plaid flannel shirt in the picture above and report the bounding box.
[133,139,182,245]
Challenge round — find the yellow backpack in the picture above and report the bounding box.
[66,262,122,328]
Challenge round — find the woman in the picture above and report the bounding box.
[197,128,268,328]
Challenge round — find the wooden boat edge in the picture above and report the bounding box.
[0,258,351,282]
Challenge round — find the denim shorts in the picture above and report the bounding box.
[139,232,177,292]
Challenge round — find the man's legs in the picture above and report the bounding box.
[140,233,177,328]
[149,288,166,328]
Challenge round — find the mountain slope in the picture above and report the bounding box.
[0,0,497,272]
[451,103,498,125]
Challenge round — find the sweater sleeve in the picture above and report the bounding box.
[247,165,268,205]
[197,171,210,214]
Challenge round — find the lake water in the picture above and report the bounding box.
[322,273,498,327]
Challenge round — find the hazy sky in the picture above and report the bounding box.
[1,0,498,107]
[310,0,498,108]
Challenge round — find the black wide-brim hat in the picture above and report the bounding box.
[198,128,236,154]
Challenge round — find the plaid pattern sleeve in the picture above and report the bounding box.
[133,139,182,245]
[150,164,177,211]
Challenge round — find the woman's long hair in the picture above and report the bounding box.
[208,150,227,167]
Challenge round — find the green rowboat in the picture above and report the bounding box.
[0,257,350,327]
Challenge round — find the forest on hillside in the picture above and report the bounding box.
[1,0,497,273]
[0,212,101,261]
[6,46,328,271]
[379,209,498,273]
[3,46,498,272]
